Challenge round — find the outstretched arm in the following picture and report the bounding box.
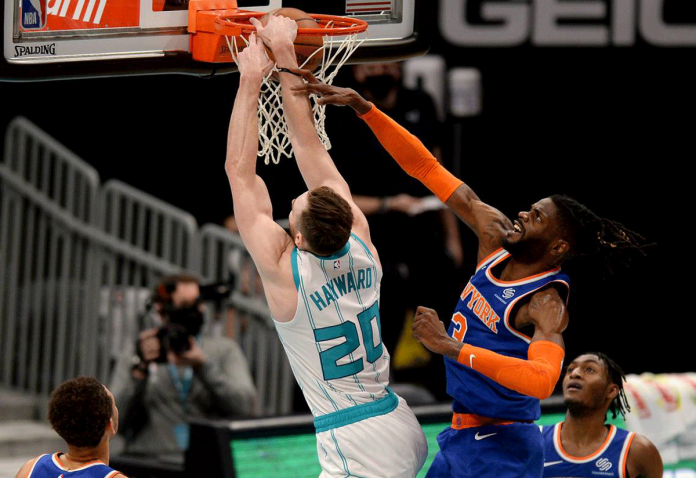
[291,80,513,261]
[225,35,293,299]
[412,288,568,400]
[251,16,372,246]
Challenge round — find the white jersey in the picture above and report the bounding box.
[275,233,390,417]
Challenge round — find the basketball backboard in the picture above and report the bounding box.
[1,0,431,81]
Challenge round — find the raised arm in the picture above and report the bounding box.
[225,34,295,315]
[251,16,372,244]
[291,80,512,260]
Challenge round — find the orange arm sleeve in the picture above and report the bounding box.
[457,341,565,400]
[359,104,463,203]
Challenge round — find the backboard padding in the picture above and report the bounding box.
[1,0,431,81]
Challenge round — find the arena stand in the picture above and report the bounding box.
[0,116,292,418]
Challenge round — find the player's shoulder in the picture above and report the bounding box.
[350,230,381,266]
[260,236,295,276]
[626,432,663,478]
[95,464,127,478]
[628,432,660,456]
[14,455,44,478]
[349,231,371,252]
[529,284,566,302]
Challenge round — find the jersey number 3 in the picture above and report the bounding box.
[314,301,383,381]
[451,312,468,342]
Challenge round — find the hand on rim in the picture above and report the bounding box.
[290,69,373,115]
[250,14,297,53]
[235,33,274,81]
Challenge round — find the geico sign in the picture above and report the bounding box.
[440,0,696,46]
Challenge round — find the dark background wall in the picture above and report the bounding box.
[1,0,689,375]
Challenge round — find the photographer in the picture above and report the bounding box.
[109,273,257,456]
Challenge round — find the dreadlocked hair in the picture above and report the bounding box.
[550,195,650,275]
[587,351,632,420]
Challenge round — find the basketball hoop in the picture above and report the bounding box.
[215,12,368,165]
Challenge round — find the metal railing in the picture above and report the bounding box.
[2,117,100,223]
[198,224,293,415]
[0,164,180,394]
[0,117,293,416]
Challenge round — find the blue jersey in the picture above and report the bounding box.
[541,423,636,478]
[444,248,570,421]
[27,454,119,478]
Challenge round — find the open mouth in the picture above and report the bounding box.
[511,220,523,235]
[566,382,582,391]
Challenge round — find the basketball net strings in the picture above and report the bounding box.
[226,26,367,165]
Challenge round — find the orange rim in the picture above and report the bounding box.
[214,12,369,37]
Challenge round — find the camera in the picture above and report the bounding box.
[154,305,203,362]
[140,275,235,363]
[198,275,236,304]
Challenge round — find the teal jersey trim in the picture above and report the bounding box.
[291,248,300,291]
[306,241,351,261]
[350,233,373,259]
[314,388,397,433]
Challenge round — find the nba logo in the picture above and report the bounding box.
[21,0,46,30]
[334,260,341,270]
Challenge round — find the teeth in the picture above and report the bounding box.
[513,224,521,232]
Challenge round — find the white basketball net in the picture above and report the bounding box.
[226,27,366,165]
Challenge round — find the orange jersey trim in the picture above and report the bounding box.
[502,278,570,343]
[451,412,523,429]
[52,454,106,472]
[476,248,504,271]
[620,432,636,478]
[24,456,42,478]
[555,423,617,462]
[503,289,536,343]
[486,252,562,286]
[53,454,65,469]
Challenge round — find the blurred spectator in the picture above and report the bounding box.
[222,214,264,339]
[14,377,126,478]
[109,273,257,457]
[326,63,464,399]
[224,215,264,298]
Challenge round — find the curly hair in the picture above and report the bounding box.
[47,376,113,448]
[584,352,632,420]
[550,195,650,275]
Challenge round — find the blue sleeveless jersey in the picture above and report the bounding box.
[541,423,636,478]
[444,248,570,421]
[27,454,119,478]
